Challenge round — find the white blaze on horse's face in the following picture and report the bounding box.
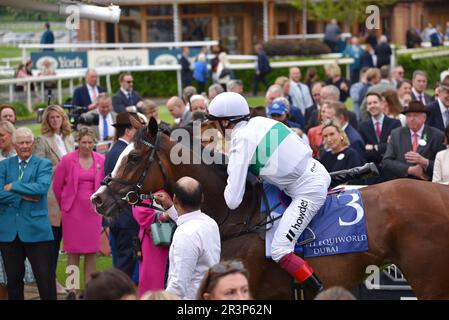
[90,142,136,204]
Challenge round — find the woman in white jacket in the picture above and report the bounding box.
[433,125,449,185]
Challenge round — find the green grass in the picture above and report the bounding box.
[0,46,22,61]
[56,253,113,290]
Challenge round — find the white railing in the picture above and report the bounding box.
[0,64,182,112]
[275,32,352,40]
[0,56,354,112]
[18,41,219,63]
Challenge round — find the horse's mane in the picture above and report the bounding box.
[134,125,229,179]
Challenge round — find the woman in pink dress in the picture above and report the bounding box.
[132,199,169,298]
[53,127,105,293]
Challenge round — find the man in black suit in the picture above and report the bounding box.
[305,82,323,132]
[411,70,432,105]
[180,47,193,89]
[426,75,449,132]
[112,72,143,114]
[72,69,105,110]
[383,101,446,181]
[359,92,401,182]
[104,112,141,280]
[252,43,271,96]
[318,85,358,129]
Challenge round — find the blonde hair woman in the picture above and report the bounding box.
[34,105,75,294]
[324,63,350,103]
[320,119,365,173]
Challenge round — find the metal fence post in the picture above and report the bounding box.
[176,68,182,97]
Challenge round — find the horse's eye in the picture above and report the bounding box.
[128,154,140,162]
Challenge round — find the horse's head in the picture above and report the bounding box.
[91,117,170,218]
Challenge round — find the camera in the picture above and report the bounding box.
[63,104,99,130]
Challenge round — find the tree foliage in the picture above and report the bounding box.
[289,0,397,25]
[0,0,64,22]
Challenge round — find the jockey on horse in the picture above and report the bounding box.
[207,92,331,296]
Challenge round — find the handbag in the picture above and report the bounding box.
[150,212,175,246]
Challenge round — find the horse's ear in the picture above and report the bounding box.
[148,116,159,137]
[129,115,143,130]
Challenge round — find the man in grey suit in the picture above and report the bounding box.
[166,96,191,128]
[80,93,117,142]
[383,101,445,181]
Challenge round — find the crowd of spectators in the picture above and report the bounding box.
[1,25,449,301]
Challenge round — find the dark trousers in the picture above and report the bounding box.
[253,73,269,96]
[51,226,62,275]
[110,227,139,279]
[0,235,56,300]
[197,81,206,94]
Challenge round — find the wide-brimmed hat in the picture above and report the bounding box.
[112,112,140,127]
[401,100,430,115]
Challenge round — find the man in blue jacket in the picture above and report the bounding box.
[40,22,54,51]
[0,127,55,300]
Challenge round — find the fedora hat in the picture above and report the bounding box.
[401,100,430,115]
[112,112,140,127]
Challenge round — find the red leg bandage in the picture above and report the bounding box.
[279,253,314,283]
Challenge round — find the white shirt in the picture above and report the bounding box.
[87,84,98,104]
[165,208,221,300]
[53,133,68,157]
[98,112,115,141]
[225,117,312,210]
[409,124,425,142]
[412,87,426,104]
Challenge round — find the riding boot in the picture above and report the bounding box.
[279,253,323,297]
[329,162,379,188]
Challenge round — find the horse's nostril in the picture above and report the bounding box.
[92,196,103,206]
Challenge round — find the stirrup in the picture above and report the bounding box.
[302,273,324,298]
[297,227,316,246]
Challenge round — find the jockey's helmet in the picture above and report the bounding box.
[207,92,250,122]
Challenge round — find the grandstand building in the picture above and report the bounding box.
[77,0,449,53]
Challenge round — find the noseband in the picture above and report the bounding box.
[101,130,170,211]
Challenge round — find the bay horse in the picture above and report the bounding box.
[92,117,449,299]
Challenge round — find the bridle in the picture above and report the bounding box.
[101,129,170,212]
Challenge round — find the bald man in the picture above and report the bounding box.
[72,68,105,110]
[166,96,192,127]
[154,177,221,300]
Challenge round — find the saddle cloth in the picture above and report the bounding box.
[262,183,369,259]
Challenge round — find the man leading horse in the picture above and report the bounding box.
[206,92,330,296]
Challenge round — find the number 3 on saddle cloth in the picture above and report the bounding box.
[262,183,369,259]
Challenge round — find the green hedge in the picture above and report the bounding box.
[397,53,449,86]
[110,64,335,98]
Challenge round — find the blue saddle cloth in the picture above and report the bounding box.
[261,183,369,259]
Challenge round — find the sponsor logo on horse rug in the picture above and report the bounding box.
[262,183,368,258]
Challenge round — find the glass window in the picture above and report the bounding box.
[146,5,173,16]
[182,18,212,41]
[147,20,174,42]
[118,20,141,43]
[218,4,245,13]
[180,5,210,14]
[121,6,141,18]
[219,16,243,54]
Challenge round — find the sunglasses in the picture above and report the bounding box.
[210,260,246,274]
[126,80,134,84]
